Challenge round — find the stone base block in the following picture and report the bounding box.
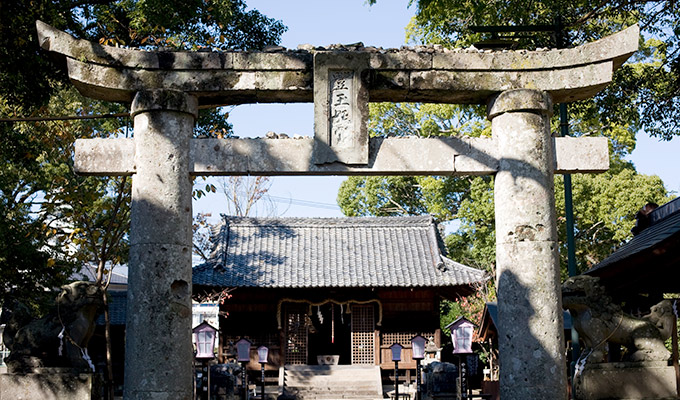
[0,369,101,400]
[575,361,678,400]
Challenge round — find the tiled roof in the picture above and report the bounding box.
[588,197,680,273]
[193,215,486,289]
[96,290,127,326]
[71,263,128,285]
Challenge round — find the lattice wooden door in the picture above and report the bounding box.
[351,304,375,364]
[284,305,308,365]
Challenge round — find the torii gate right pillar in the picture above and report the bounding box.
[488,89,568,399]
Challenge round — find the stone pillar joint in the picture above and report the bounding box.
[131,89,198,118]
[487,89,552,121]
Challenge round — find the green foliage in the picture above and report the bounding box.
[338,103,490,220]
[445,177,496,272]
[81,0,286,50]
[359,0,678,340]
[0,200,76,309]
[554,166,673,275]
[0,0,286,308]
[440,281,496,329]
[442,167,672,279]
[399,0,680,141]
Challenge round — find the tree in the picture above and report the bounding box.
[219,176,275,218]
[377,0,680,140]
[1,0,286,302]
[2,1,286,397]
[193,176,276,263]
[343,0,678,328]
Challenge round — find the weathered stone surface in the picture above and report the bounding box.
[74,138,135,175]
[574,361,677,400]
[232,51,311,70]
[411,62,612,103]
[432,25,638,71]
[124,90,196,400]
[37,21,639,105]
[424,362,458,396]
[313,52,370,165]
[65,56,614,105]
[369,51,433,69]
[131,88,198,118]
[3,282,103,373]
[453,136,499,174]
[73,136,608,176]
[489,89,568,400]
[554,136,609,173]
[562,276,672,363]
[0,370,102,400]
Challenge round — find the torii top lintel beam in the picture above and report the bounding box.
[36,21,638,106]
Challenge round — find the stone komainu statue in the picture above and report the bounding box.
[2,281,104,372]
[562,275,672,363]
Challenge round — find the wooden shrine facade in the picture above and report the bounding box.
[192,215,486,371]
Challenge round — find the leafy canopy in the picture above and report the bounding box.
[1,0,286,308]
[344,0,677,324]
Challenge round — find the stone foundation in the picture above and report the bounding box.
[0,369,101,400]
[575,361,678,400]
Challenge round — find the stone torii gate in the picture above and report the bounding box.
[36,21,638,399]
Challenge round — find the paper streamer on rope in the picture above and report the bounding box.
[673,300,678,318]
[276,298,383,329]
[574,350,591,381]
[81,349,95,372]
[58,327,65,356]
[331,305,335,344]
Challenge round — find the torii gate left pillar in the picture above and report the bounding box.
[126,90,197,399]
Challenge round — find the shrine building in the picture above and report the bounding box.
[192,215,486,376]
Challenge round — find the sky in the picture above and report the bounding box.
[192,0,680,225]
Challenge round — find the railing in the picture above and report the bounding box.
[379,331,437,368]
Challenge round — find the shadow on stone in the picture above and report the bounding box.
[497,270,567,399]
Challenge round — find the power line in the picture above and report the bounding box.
[267,195,340,210]
[0,113,130,123]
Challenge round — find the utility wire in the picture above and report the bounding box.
[267,195,340,210]
[0,113,130,123]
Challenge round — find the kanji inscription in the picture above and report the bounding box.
[329,70,353,147]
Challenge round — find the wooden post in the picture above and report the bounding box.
[374,329,381,365]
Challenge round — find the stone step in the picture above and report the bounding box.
[286,375,377,383]
[286,382,378,388]
[291,393,384,400]
[282,365,383,399]
[286,383,379,390]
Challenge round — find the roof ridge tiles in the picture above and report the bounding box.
[220,214,434,227]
